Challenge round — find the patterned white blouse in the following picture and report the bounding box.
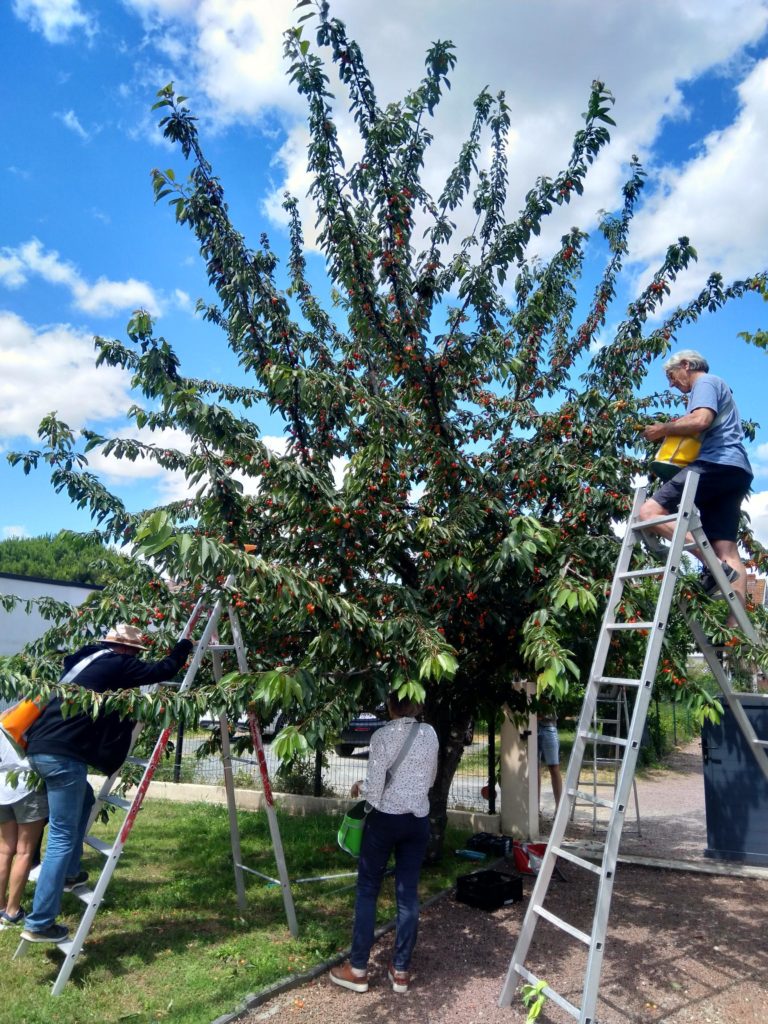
[363,717,439,818]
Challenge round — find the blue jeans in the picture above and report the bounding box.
[24,755,93,931]
[350,808,430,971]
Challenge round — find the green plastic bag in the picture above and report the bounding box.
[337,800,369,857]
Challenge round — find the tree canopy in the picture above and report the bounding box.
[3,1,767,851]
[0,530,127,585]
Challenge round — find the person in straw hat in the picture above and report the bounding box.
[19,624,192,944]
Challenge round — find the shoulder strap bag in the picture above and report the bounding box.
[0,648,109,755]
[337,721,421,857]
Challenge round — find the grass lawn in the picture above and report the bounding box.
[1,800,466,1024]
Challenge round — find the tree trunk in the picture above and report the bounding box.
[424,698,472,863]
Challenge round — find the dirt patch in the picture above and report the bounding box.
[236,742,768,1024]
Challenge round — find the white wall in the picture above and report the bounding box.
[0,573,100,657]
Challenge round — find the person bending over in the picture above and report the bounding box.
[20,624,192,944]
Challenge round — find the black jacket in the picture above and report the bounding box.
[26,639,192,775]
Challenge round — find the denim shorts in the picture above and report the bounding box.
[652,462,752,542]
[0,788,49,824]
[538,723,560,766]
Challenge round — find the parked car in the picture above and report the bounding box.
[333,708,474,757]
[200,709,287,742]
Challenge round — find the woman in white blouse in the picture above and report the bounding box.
[330,691,439,995]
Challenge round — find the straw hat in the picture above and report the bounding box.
[101,624,147,650]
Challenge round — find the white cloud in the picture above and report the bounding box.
[0,239,162,316]
[123,0,768,264]
[629,56,768,303]
[1,526,28,540]
[745,490,768,547]
[56,109,89,140]
[0,311,134,440]
[12,0,95,43]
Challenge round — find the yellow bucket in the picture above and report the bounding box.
[650,435,701,481]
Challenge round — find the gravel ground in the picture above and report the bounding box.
[236,741,768,1024]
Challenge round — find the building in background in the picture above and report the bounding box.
[0,572,101,656]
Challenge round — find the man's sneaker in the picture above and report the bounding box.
[700,562,739,595]
[20,923,69,943]
[63,870,89,891]
[329,961,369,993]
[387,962,410,993]
[0,908,25,927]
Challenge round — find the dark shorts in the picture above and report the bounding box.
[652,461,752,542]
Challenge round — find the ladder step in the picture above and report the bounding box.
[101,794,132,811]
[617,567,665,580]
[606,622,654,631]
[631,513,680,530]
[84,836,114,856]
[550,845,602,876]
[755,739,768,747]
[125,756,149,768]
[514,965,581,1021]
[581,730,629,748]
[570,789,615,810]
[732,692,768,702]
[534,904,592,945]
[230,756,259,766]
[594,675,643,688]
[207,643,236,652]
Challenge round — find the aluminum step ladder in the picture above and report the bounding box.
[499,474,768,1023]
[207,605,298,936]
[571,687,641,836]
[15,583,296,994]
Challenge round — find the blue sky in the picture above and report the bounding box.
[2,0,768,545]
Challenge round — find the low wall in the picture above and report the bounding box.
[138,779,501,834]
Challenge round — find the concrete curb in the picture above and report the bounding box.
[209,885,456,1024]
[134,779,501,834]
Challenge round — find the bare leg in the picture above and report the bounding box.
[6,819,45,916]
[637,499,700,558]
[0,819,19,911]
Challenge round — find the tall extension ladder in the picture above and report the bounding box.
[15,583,297,994]
[499,474,768,1023]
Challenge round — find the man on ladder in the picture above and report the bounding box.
[499,349,766,1024]
[19,624,192,945]
[638,348,753,620]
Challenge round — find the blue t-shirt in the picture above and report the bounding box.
[687,374,751,474]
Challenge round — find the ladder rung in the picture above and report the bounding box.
[71,888,96,906]
[617,567,665,580]
[594,675,643,688]
[606,622,654,631]
[207,643,236,652]
[55,938,76,955]
[513,965,581,1021]
[550,845,602,876]
[755,739,768,747]
[101,794,132,811]
[534,903,592,945]
[125,756,148,768]
[230,756,259,766]
[581,731,629,748]
[732,692,768,702]
[570,789,615,810]
[631,513,680,530]
[84,836,114,856]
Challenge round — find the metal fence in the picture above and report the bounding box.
[153,724,497,813]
